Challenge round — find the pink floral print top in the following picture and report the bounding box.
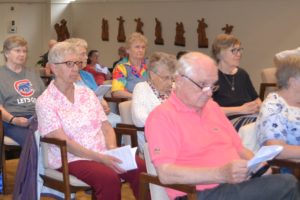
[36,81,107,169]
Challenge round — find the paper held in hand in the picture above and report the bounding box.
[247,145,283,173]
[104,145,138,171]
[94,84,111,98]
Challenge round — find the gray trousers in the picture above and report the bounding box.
[176,174,299,200]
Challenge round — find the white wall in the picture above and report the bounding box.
[0,3,49,67]
[71,0,300,90]
[0,0,299,91]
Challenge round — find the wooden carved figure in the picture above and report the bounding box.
[54,23,63,42]
[117,16,126,42]
[222,24,234,34]
[154,18,164,45]
[102,18,109,41]
[54,19,70,42]
[134,18,144,34]
[197,18,208,48]
[60,19,70,41]
[174,22,185,47]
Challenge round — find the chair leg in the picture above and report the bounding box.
[2,149,7,194]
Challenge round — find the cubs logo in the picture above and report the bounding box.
[14,79,35,97]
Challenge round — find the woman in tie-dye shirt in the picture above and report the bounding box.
[111,32,148,99]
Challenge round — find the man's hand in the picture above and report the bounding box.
[219,160,249,184]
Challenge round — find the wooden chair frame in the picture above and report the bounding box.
[40,126,139,199]
[0,111,21,194]
[268,159,300,180]
[259,83,277,100]
[139,173,197,200]
[40,137,95,200]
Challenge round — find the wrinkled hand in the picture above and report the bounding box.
[219,160,249,184]
[240,101,259,114]
[13,117,30,127]
[100,154,126,174]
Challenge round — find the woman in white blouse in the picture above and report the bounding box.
[131,52,178,152]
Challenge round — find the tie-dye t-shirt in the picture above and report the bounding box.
[111,61,148,93]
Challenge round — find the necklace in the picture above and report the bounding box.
[221,72,235,91]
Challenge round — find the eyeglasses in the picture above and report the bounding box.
[182,75,219,92]
[230,48,244,56]
[151,70,173,82]
[54,61,83,68]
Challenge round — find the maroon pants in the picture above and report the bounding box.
[64,156,146,200]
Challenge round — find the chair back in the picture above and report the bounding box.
[144,143,169,200]
[261,67,276,83]
[118,100,134,124]
[238,122,259,153]
[260,68,278,100]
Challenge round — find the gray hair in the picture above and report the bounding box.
[65,38,88,49]
[48,42,78,64]
[148,52,178,74]
[2,35,28,61]
[275,55,300,89]
[126,32,148,50]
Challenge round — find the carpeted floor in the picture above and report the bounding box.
[0,159,135,200]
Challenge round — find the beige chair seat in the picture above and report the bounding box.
[4,136,19,146]
[44,168,89,187]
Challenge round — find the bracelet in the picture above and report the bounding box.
[9,116,15,124]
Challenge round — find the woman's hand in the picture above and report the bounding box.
[99,154,126,174]
[240,101,260,114]
[100,99,111,115]
[13,117,30,127]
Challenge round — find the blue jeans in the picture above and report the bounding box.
[3,115,34,147]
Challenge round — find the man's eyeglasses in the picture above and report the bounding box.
[182,75,219,92]
[230,48,244,56]
[54,61,83,68]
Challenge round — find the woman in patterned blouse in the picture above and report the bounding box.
[111,32,148,99]
[256,50,300,161]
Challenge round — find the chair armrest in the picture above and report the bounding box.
[268,159,300,180]
[139,172,197,200]
[114,127,138,147]
[116,123,144,132]
[104,97,128,103]
[40,137,71,189]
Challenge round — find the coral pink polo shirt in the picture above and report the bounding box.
[145,92,243,200]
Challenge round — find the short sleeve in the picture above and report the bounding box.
[256,95,287,145]
[145,107,181,166]
[132,82,154,127]
[111,64,127,92]
[36,96,61,137]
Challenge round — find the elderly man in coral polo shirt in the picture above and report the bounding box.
[145,52,299,200]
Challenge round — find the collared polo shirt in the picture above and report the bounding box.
[145,92,243,199]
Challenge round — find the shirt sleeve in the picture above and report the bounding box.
[256,95,287,145]
[244,70,259,100]
[36,95,61,137]
[132,82,151,127]
[111,64,127,92]
[145,107,181,166]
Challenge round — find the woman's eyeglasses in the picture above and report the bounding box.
[54,61,83,68]
[230,48,244,56]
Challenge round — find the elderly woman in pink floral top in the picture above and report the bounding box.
[36,42,146,200]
